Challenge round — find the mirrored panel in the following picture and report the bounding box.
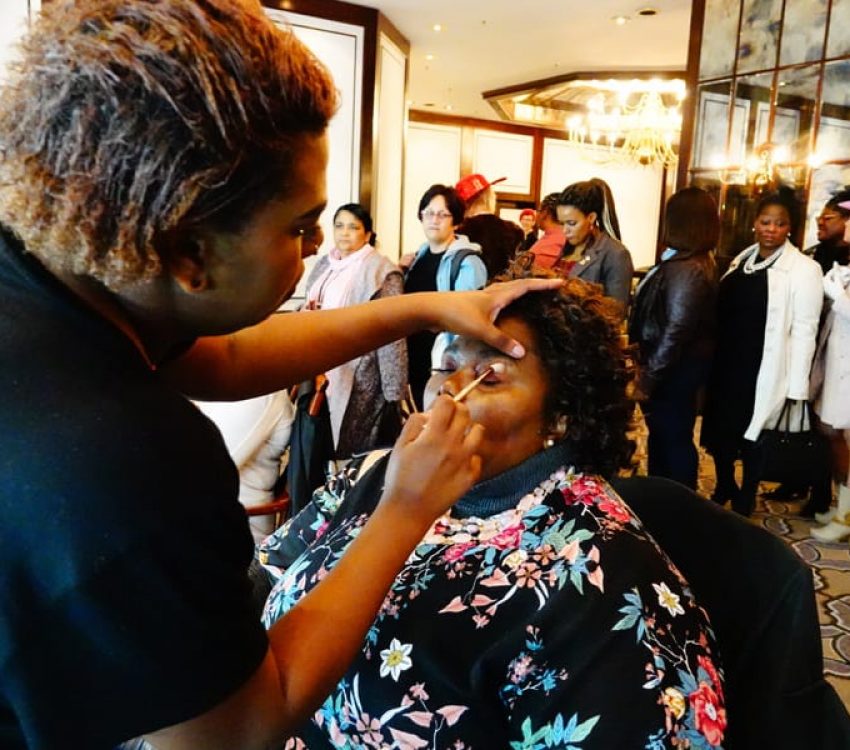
[733,71,774,153]
[780,0,827,66]
[737,0,782,73]
[699,0,740,79]
[773,64,818,162]
[693,81,736,168]
[827,0,850,58]
[816,60,850,163]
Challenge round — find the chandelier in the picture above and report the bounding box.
[565,79,685,167]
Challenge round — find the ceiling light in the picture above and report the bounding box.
[565,79,685,166]
[612,15,630,25]
[444,104,453,111]
[425,53,435,61]
[433,24,442,32]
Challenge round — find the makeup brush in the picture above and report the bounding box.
[452,366,495,403]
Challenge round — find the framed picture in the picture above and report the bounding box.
[816,115,850,162]
[694,90,750,167]
[754,102,800,148]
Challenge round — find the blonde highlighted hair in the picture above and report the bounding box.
[0,0,337,287]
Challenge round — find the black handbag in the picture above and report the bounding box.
[756,399,826,485]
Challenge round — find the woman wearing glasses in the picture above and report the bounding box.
[404,184,488,406]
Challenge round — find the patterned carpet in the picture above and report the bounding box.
[632,415,850,711]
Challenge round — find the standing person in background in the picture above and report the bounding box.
[806,188,850,274]
[0,2,559,747]
[518,207,538,251]
[764,189,850,506]
[701,190,823,517]
[809,199,850,541]
[304,203,407,457]
[528,193,567,269]
[557,178,634,315]
[456,172,524,278]
[403,184,488,407]
[629,187,719,489]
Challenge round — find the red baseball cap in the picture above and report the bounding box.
[519,208,536,220]
[455,173,507,203]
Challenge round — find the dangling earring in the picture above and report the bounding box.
[543,437,555,449]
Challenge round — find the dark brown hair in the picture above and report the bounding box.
[495,258,634,477]
[663,187,720,255]
[0,0,337,287]
[418,184,466,226]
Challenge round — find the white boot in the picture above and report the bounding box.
[812,485,850,542]
[815,508,836,525]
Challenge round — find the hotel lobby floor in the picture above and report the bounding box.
[631,416,850,711]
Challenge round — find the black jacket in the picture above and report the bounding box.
[628,250,717,395]
[458,213,523,279]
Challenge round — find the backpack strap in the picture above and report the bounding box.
[448,247,478,291]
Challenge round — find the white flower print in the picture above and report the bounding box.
[380,638,413,681]
[652,581,685,617]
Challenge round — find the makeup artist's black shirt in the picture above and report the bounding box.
[0,227,267,749]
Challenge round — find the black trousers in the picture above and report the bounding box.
[643,358,708,490]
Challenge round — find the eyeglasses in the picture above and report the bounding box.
[421,209,453,221]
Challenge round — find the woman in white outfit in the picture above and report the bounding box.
[702,191,823,516]
[810,203,850,542]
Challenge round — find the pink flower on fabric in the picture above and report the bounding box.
[515,562,542,588]
[562,476,602,506]
[315,520,330,539]
[443,541,475,563]
[597,497,631,524]
[488,524,523,550]
[689,682,727,747]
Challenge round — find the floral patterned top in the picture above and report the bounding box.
[261,446,727,749]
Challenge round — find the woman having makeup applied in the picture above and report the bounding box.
[0,2,557,748]
[260,263,727,750]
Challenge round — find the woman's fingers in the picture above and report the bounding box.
[436,279,562,359]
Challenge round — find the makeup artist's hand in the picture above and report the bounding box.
[381,395,484,529]
[428,278,562,358]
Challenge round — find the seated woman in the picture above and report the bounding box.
[260,264,727,749]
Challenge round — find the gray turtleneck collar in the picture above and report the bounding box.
[451,444,575,519]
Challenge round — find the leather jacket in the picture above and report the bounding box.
[629,251,717,395]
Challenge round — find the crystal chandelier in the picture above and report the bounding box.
[566,79,685,167]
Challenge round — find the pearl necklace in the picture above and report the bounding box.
[742,245,783,274]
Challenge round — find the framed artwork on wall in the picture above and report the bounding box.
[754,102,801,149]
[694,91,750,167]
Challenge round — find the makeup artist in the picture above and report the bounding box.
[260,262,727,750]
[0,2,558,748]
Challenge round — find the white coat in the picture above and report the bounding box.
[723,241,823,441]
[812,268,850,429]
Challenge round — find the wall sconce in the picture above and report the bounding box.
[713,142,793,188]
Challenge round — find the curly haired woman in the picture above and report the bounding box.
[261,264,727,749]
[0,2,556,748]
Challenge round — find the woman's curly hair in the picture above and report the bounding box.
[0,0,337,288]
[495,257,635,477]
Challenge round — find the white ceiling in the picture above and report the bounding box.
[355,0,694,122]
